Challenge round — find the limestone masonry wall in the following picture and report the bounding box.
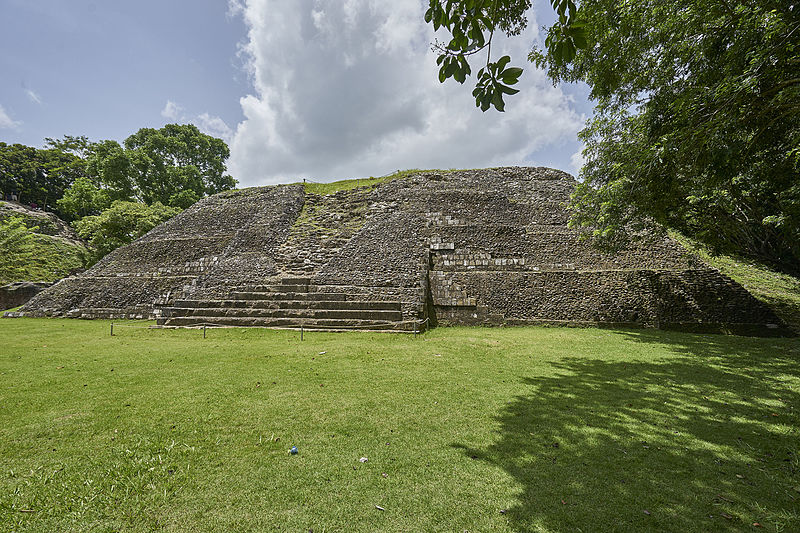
[13,167,787,334]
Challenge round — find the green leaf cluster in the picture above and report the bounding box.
[74,201,181,265]
[56,176,112,221]
[425,0,587,111]
[545,0,800,270]
[473,56,522,111]
[426,1,532,111]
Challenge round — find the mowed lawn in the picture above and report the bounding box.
[1,320,798,532]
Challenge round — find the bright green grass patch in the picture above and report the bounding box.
[300,169,448,195]
[676,233,800,330]
[1,320,798,532]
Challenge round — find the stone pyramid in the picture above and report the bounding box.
[14,167,786,334]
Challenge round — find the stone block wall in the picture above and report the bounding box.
[16,275,196,319]
[430,269,778,327]
[315,212,429,287]
[89,237,233,277]
[411,168,784,334]
[184,185,305,297]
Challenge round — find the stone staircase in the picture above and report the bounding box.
[156,277,416,331]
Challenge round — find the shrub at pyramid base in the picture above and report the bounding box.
[14,168,787,335]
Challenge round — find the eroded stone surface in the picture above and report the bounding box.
[13,167,787,334]
[1,281,52,311]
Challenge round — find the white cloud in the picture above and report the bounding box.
[570,146,586,177]
[161,100,184,120]
[197,113,234,142]
[227,0,245,18]
[159,101,232,142]
[228,0,584,186]
[25,89,42,105]
[0,105,21,129]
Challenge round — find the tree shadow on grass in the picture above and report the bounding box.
[456,331,800,532]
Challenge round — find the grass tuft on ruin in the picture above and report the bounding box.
[299,168,458,196]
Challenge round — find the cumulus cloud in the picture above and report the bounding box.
[161,100,184,120]
[227,0,245,17]
[160,101,233,142]
[227,0,584,186]
[197,112,234,142]
[570,146,586,177]
[0,105,21,129]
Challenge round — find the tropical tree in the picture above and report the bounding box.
[124,124,236,207]
[44,135,92,159]
[427,0,800,270]
[84,139,136,202]
[0,143,37,201]
[56,176,111,221]
[0,142,82,212]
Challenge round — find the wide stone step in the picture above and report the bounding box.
[241,284,310,293]
[161,316,415,331]
[281,277,311,285]
[230,291,352,301]
[166,307,403,321]
[172,299,401,311]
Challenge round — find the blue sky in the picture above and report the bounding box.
[0,0,593,186]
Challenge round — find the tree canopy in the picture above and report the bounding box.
[2,124,237,264]
[124,124,236,208]
[2,124,236,218]
[0,142,84,212]
[427,0,800,270]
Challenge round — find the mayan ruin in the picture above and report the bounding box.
[11,167,784,335]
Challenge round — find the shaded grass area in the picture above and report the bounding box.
[1,320,798,531]
[676,233,800,331]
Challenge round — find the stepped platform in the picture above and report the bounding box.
[157,278,419,332]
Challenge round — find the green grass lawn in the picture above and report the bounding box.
[1,320,798,532]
